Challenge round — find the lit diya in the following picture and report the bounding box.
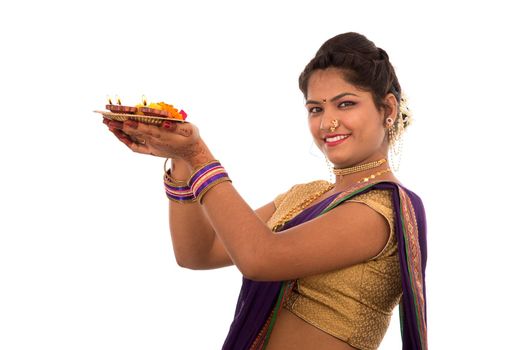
[100,95,188,124]
[106,95,138,114]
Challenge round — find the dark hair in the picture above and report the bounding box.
[299,32,401,116]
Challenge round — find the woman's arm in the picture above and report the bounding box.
[200,179,389,281]
[118,120,389,281]
[168,156,276,269]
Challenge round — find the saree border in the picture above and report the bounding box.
[398,187,427,350]
[249,281,296,350]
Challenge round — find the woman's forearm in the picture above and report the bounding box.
[200,180,274,278]
[179,141,274,276]
[167,158,223,269]
[111,119,234,269]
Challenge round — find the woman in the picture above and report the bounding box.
[104,32,427,350]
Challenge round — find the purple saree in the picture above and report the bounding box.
[222,181,428,350]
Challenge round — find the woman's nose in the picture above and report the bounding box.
[320,117,340,133]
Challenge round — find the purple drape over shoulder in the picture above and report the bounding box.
[222,181,428,350]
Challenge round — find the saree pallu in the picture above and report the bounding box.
[222,181,428,350]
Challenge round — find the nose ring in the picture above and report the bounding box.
[329,119,339,132]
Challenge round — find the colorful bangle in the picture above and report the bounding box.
[188,160,231,204]
[163,158,196,203]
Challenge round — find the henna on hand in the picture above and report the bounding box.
[176,143,204,159]
[178,142,214,169]
[176,125,193,137]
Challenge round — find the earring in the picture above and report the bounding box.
[387,115,404,172]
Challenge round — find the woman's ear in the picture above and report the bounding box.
[383,93,399,123]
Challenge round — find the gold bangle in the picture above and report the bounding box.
[197,177,232,204]
[166,197,197,204]
[187,159,221,181]
[164,158,189,185]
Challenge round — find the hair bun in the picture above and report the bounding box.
[376,47,390,61]
[299,32,406,127]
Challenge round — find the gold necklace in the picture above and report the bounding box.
[356,168,391,183]
[273,183,335,230]
[333,158,386,176]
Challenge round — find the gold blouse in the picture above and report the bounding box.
[267,181,401,350]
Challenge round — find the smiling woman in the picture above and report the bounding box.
[305,69,397,169]
[104,32,427,350]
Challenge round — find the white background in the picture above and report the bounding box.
[1,0,523,349]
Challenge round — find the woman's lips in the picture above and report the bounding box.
[324,134,351,147]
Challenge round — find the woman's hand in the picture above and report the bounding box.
[103,118,213,167]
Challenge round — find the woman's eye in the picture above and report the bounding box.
[309,106,322,114]
[339,101,356,108]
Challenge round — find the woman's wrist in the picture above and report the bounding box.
[182,139,215,171]
[164,158,196,203]
[169,157,192,180]
[187,160,231,204]
[163,139,220,204]
[168,138,214,177]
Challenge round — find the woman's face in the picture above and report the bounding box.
[306,67,394,168]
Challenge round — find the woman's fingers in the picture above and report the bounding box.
[114,129,152,154]
[173,123,195,137]
[109,128,132,145]
[105,119,193,139]
[162,121,198,138]
[104,118,201,159]
[123,120,156,136]
[161,120,175,130]
[105,120,149,145]
[126,139,150,153]
[105,119,124,130]
[122,120,197,142]
[103,118,159,156]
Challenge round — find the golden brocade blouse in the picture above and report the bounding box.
[267,181,402,350]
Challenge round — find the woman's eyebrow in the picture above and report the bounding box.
[305,92,359,105]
